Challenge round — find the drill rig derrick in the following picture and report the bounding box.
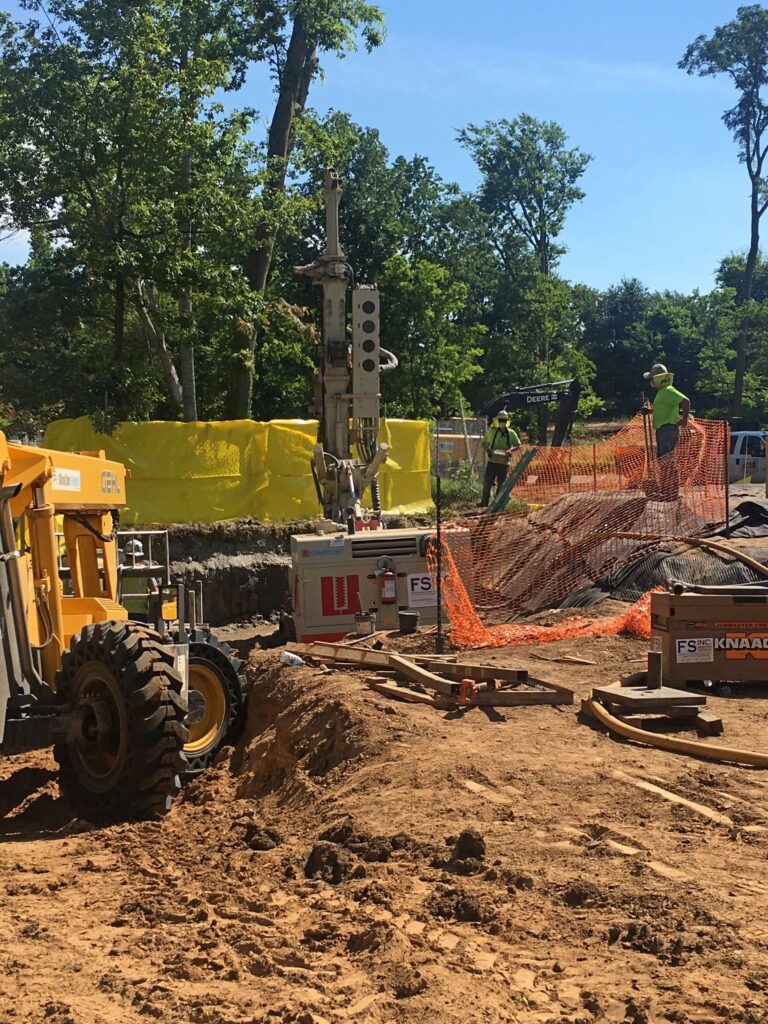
[295,168,390,530]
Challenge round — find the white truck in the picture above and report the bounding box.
[729,429,767,484]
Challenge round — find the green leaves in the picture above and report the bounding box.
[458,115,591,275]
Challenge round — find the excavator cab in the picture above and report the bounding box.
[0,433,245,820]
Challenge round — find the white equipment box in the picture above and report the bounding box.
[290,527,472,642]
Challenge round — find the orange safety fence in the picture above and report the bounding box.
[429,414,727,650]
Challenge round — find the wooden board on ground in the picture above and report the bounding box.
[420,661,529,685]
[387,655,461,696]
[366,679,446,708]
[593,684,706,710]
[466,689,571,707]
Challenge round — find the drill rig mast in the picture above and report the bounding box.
[295,169,392,529]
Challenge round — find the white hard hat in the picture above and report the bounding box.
[124,538,144,557]
[643,363,667,380]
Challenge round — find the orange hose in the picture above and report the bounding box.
[586,698,768,768]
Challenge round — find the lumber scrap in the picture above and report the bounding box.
[387,654,461,696]
[288,642,392,669]
[466,689,571,707]
[695,710,724,737]
[366,679,447,708]
[420,661,529,685]
[530,653,597,666]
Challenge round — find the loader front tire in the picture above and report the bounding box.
[183,630,247,775]
[54,622,188,822]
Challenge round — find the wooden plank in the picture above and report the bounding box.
[593,685,705,710]
[611,769,732,826]
[421,661,529,685]
[604,703,699,721]
[288,642,392,669]
[387,654,460,696]
[530,653,597,666]
[367,680,442,707]
[695,710,724,737]
[467,689,572,707]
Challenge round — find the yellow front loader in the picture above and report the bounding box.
[0,432,245,820]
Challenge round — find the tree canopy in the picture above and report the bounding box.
[3,4,768,438]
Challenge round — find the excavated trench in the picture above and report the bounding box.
[166,520,302,626]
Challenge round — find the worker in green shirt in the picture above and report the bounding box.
[642,362,691,456]
[480,410,521,507]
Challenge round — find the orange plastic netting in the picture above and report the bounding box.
[429,415,727,650]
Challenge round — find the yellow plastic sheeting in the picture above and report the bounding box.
[43,417,433,525]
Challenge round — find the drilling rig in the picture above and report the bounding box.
[289,170,470,642]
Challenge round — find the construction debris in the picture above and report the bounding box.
[286,641,573,711]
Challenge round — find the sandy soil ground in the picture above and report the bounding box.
[2,632,768,1024]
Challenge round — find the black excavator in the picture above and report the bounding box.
[478,379,582,446]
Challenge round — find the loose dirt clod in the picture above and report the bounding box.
[304,841,364,884]
[452,828,486,861]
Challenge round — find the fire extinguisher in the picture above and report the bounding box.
[379,567,397,605]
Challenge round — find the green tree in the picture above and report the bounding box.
[680,5,768,415]
[377,255,483,418]
[458,115,591,439]
[0,0,273,420]
[458,115,591,276]
[232,0,386,417]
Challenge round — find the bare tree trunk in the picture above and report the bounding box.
[134,280,184,409]
[114,274,125,357]
[178,48,198,422]
[178,146,198,421]
[229,15,317,418]
[733,185,761,417]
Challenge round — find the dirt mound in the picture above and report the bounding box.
[234,653,376,806]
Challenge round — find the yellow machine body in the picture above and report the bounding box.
[0,431,128,685]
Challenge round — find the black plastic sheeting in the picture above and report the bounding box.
[561,540,768,609]
[712,500,768,539]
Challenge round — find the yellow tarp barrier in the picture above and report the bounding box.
[43,418,433,525]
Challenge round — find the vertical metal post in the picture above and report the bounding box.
[724,419,731,538]
[592,444,597,492]
[568,443,572,493]
[435,464,444,655]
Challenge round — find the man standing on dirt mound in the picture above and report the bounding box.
[480,409,521,507]
[642,362,694,501]
[643,362,691,458]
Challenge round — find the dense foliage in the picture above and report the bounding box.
[1,2,768,437]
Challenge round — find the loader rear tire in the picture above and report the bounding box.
[54,621,188,822]
[183,630,247,775]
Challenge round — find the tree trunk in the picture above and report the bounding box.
[114,274,125,357]
[134,280,184,409]
[178,150,198,421]
[733,184,761,417]
[230,15,317,418]
[178,50,198,422]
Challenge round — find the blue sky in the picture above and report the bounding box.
[0,0,754,292]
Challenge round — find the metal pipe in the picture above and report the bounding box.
[0,486,46,691]
[724,418,731,539]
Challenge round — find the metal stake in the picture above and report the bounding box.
[724,418,731,538]
[435,464,444,655]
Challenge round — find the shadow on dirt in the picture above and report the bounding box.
[0,766,76,841]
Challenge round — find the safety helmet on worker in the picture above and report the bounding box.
[643,363,667,380]
[496,409,510,422]
[643,363,671,390]
[124,538,144,558]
